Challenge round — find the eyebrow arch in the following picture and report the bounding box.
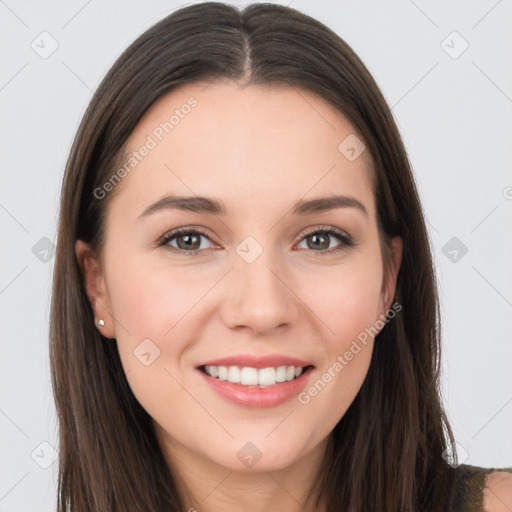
[138,194,368,220]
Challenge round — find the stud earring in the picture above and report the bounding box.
[97,319,105,327]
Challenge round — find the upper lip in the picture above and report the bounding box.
[196,354,314,370]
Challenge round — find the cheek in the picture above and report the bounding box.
[298,256,382,408]
[106,252,208,339]
[105,256,204,422]
[303,256,383,344]
[300,280,378,433]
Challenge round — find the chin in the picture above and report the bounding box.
[206,434,312,472]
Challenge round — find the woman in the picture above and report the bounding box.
[49,2,512,511]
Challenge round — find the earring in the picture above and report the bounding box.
[96,319,105,327]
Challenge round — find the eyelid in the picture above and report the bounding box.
[156,224,356,255]
[300,224,350,240]
[156,225,214,247]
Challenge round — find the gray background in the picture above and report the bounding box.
[1,0,511,509]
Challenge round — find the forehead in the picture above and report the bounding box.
[108,81,375,222]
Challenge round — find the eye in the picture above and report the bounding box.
[157,226,215,256]
[296,226,355,256]
[157,225,356,256]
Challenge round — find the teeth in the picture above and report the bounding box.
[240,367,258,385]
[218,366,228,381]
[203,365,306,387]
[227,366,240,383]
[275,366,287,383]
[258,367,276,386]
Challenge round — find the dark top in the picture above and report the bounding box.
[453,463,512,511]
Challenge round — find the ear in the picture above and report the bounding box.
[380,236,403,315]
[75,240,116,339]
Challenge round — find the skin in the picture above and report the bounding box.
[76,81,403,512]
[483,471,512,512]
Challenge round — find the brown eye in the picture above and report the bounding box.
[297,227,355,256]
[174,232,202,251]
[305,232,330,250]
[157,226,355,256]
[158,227,214,255]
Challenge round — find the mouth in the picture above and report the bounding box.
[197,364,315,388]
[196,363,315,408]
[194,353,316,408]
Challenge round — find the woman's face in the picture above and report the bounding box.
[77,82,401,475]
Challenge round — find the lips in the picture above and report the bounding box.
[197,364,315,408]
[195,354,314,370]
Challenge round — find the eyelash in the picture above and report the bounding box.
[156,225,356,256]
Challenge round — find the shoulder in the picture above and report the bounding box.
[482,469,512,512]
[451,463,512,512]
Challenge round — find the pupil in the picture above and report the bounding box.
[310,234,328,250]
[179,234,199,250]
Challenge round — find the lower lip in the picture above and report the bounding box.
[197,366,314,409]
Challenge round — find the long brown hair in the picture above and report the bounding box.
[50,2,459,510]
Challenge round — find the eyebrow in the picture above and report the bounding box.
[138,194,368,220]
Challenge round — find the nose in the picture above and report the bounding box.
[220,248,301,336]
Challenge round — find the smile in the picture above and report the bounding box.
[201,364,309,387]
[196,365,315,409]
